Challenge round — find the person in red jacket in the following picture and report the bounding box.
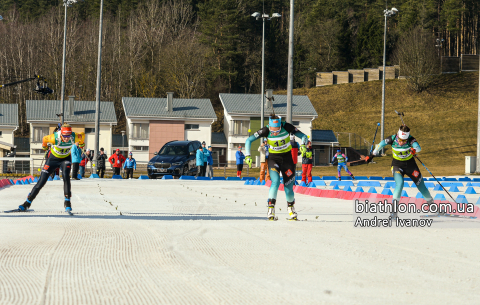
[108,149,126,176]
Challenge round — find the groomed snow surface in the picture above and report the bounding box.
[1,179,479,305]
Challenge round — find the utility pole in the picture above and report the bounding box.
[286,0,294,124]
[94,0,104,157]
[60,2,68,124]
[476,52,480,173]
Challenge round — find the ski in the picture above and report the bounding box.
[3,209,34,213]
[268,216,278,221]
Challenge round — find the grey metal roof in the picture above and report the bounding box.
[0,103,18,126]
[312,130,338,143]
[122,97,217,119]
[219,93,318,116]
[211,132,227,145]
[26,100,117,123]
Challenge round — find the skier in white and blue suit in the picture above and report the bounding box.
[245,114,308,220]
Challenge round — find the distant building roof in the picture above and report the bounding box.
[0,104,18,126]
[219,93,318,117]
[26,100,117,123]
[312,130,338,143]
[211,132,227,145]
[122,97,217,119]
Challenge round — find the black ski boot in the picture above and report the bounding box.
[64,196,73,214]
[338,177,341,181]
[18,200,32,212]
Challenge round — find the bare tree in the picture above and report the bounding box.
[394,26,440,92]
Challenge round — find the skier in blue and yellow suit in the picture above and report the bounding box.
[245,114,308,220]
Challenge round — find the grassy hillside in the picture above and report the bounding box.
[279,72,480,176]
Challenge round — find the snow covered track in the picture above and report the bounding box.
[0,179,479,304]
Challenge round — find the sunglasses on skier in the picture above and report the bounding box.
[270,130,281,135]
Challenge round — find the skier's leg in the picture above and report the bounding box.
[21,156,58,209]
[307,164,313,184]
[60,159,72,211]
[392,167,405,202]
[301,164,307,183]
[268,168,280,200]
[282,155,297,220]
[406,166,433,202]
[337,165,341,179]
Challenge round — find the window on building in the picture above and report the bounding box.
[232,143,245,149]
[185,124,199,130]
[132,146,149,151]
[132,123,149,139]
[32,127,49,142]
[85,128,95,134]
[32,149,45,154]
[232,120,249,136]
[292,121,300,126]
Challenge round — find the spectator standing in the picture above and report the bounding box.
[196,146,204,177]
[71,142,82,180]
[109,149,126,176]
[258,139,270,182]
[79,149,94,177]
[201,141,209,176]
[96,148,108,178]
[300,141,314,185]
[236,146,245,178]
[205,146,214,178]
[123,152,136,179]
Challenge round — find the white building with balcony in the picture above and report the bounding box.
[219,93,318,165]
[26,97,117,160]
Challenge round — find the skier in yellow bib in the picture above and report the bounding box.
[16,124,84,213]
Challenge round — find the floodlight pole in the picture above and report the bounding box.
[476,52,480,173]
[60,2,68,124]
[381,6,397,154]
[94,0,104,157]
[381,12,387,154]
[286,0,294,124]
[261,15,265,129]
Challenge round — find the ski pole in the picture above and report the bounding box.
[414,154,457,204]
[37,149,49,173]
[369,123,381,155]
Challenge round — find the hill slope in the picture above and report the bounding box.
[279,72,479,175]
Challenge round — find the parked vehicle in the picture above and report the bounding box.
[147,140,201,179]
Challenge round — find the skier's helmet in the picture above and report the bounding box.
[337,149,341,153]
[60,124,72,137]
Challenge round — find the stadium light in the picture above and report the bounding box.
[380,7,398,154]
[251,6,281,131]
[60,0,84,124]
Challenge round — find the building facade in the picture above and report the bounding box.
[26,97,117,163]
[219,93,318,166]
[0,104,19,173]
[122,93,217,163]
